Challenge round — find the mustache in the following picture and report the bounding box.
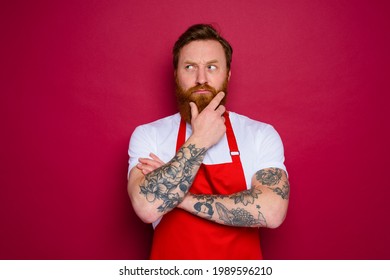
[188,84,218,95]
[175,77,229,124]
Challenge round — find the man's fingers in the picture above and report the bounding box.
[137,154,165,175]
[207,91,225,110]
[137,163,154,175]
[149,153,165,164]
[138,157,161,168]
[190,102,199,120]
[215,104,226,116]
[137,153,165,174]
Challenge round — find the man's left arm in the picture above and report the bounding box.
[177,167,289,228]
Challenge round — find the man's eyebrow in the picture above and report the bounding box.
[183,59,220,64]
[183,60,196,65]
[206,59,219,64]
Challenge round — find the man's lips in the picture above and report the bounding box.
[192,89,212,94]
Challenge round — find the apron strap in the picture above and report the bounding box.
[224,112,241,163]
[176,117,187,152]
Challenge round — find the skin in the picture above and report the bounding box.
[176,40,231,94]
[127,91,226,223]
[127,40,289,228]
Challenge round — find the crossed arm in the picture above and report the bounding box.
[133,153,289,228]
[127,92,289,228]
[127,143,207,223]
[178,168,289,228]
[128,92,226,224]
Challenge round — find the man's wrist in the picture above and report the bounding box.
[187,135,211,150]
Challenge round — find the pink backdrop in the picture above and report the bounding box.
[1,0,389,259]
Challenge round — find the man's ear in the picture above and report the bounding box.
[228,70,231,81]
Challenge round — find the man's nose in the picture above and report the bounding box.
[196,68,207,85]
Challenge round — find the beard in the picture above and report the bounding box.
[175,76,229,123]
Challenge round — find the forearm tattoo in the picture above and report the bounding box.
[230,188,262,206]
[256,168,289,200]
[216,203,267,227]
[139,144,206,213]
[188,169,289,227]
[191,188,267,227]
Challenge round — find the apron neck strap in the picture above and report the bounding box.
[224,112,240,161]
[176,116,187,152]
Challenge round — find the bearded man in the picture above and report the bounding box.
[127,24,289,260]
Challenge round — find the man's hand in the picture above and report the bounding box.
[128,93,226,224]
[189,91,226,149]
[136,92,226,175]
[137,153,165,175]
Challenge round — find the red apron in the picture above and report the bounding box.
[150,113,263,259]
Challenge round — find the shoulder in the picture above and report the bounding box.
[136,113,180,130]
[229,112,276,135]
[229,111,284,153]
[229,112,286,173]
[132,113,180,135]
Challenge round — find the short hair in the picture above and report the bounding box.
[172,23,233,70]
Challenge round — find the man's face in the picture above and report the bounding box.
[175,40,231,123]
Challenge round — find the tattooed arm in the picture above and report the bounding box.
[128,143,206,223]
[177,168,289,228]
[127,92,227,223]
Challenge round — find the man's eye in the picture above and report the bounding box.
[208,65,217,71]
[185,65,194,70]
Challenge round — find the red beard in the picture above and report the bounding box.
[175,77,228,123]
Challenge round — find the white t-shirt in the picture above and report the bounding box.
[128,112,286,188]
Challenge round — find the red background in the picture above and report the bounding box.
[1,0,389,259]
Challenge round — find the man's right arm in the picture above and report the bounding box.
[127,142,206,223]
[127,92,226,224]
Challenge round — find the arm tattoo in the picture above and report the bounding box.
[255,168,282,186]
[256,168,289,200]
[191,188,262,206]
[139,144,206,213]
[229,188,262,206]
[268,182,290,200]
[194,201,214,219]
[190,190,267,227]
[215,202,267,227]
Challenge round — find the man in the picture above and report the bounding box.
[127,24,289,259]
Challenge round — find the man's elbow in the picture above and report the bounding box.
[137,210,161,224]
[130,198,161,224]
[266,213,286,229]
[127,176,160,224]
[266,203,288,229]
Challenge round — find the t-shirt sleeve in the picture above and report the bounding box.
[256,124,287,174]
[127,125,156,178]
